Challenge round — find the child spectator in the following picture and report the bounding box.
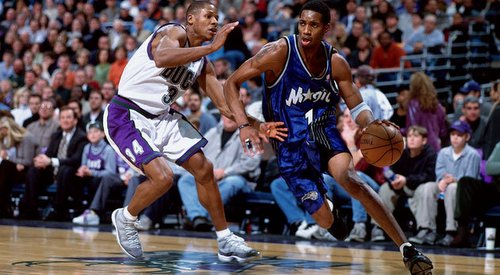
[72,121,122,225]
[434,120,481,246]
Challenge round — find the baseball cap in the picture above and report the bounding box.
[86,121,104,132]
[120,1,131,10]
[449,120,471,134]
[459,80,481,94]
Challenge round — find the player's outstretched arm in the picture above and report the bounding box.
[152,22,238,68]
[331,53,374,129]
[224,40,288,154]
[197,58,287,143]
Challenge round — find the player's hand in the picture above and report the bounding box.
[258,121,288,142]
[211,21,239,51]
[363,119,400,132]
[239,126,263,157]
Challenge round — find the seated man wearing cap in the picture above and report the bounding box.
[430,120,481,246]
[73,121,125,225]
[453,80,492,120]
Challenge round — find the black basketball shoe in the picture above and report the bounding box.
[403,245,433,275]
[327,204,349,241]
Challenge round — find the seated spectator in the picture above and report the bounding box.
[10,88,32,126]
[177,115,261,231]
[26,98,59,154]
[0,116,36,218]
[348,34,373,69]
[21,107,88,220]
[405,72,447,151]
[187,89,217,135]
[354,65,393,120]
[483,80,500,160]
[390,85,409,129]
[94,49,111,86]
[373,126,438,244]
[434,120,481,246]
[72,122,122,225]
[453,141,500,247]
[22,93,41,128]
[108,46,128,87]
[404,14,444,55]
[0,50,14,81]
[460,97,486,149]
[342,20,364,57]
[371,31,409,70]
[82,90,104,126]
[454,80,492,120]
[385,13,403,43]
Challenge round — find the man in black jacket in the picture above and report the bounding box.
[373,125,438,245]
[22,107,88,220]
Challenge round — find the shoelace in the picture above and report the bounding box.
[123,220,141,248]
[222,233,250,251]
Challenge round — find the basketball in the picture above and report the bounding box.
[359,122,404,167]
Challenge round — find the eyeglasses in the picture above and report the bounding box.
[40,104,54,110]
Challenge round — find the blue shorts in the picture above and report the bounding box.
[278,120,349,215]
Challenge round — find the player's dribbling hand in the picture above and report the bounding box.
[258,122,288,142]
[362,119,400,134]
[211,21,239,51]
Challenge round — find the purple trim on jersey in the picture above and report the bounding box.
[112,95,159,119]
[176,138,208,165]
[105,101,162,171]
[147,23,184,60]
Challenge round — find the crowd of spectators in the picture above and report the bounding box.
[0,0,499,249]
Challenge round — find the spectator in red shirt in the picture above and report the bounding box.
[370,30,409,69]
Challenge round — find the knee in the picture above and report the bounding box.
[270,177,286,193]
[149,168,174,192]
[192,160,214,184]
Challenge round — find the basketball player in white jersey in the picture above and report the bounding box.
[104,1,286,262]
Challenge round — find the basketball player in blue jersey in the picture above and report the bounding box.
[104,1,285,262]
[224,1,433,274]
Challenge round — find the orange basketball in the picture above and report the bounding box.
[359,123,404,167]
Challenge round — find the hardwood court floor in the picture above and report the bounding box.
[1,223,499,274]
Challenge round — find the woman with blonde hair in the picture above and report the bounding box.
[0,116,36,217]
[405,72,448,151]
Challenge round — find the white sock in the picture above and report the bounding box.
[326,199,333,211]
[216,228,231,239]
[123,206,137,221]
[400,242,412,256]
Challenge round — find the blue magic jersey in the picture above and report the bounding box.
[263,35,348,176]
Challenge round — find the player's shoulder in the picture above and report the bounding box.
[155,24,187,42]
[254,38,288,62]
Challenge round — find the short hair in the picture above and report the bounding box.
[59,106,76,118]
[300,0,331,25]
[186,1,213,16]
[407,125,428,138]
[463,96,480,106]
[29,93,42,101]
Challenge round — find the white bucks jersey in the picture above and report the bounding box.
[118,24,205,115]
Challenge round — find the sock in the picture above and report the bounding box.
[326,198,333,211]
[400,242,412,256]
[123,206,137,221]
[216,228,231,239]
